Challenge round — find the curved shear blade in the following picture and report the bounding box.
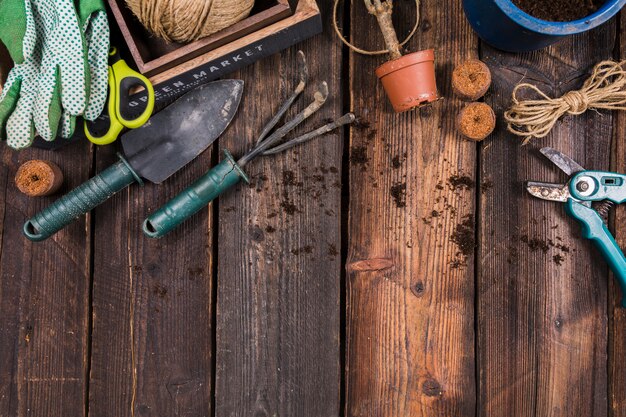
[540,147,585,176]
[526,181,571,202]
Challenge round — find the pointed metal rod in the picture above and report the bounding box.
[238,81,329,167]
[256,51,309,145]
[262,113,356,156]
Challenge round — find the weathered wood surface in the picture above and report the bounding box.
[88,144,215,415]
[214,1,343,414]
[0,4,625,417]
[479,27,615,417]
[611,14,626,417]
[345,0,477,416]
[0,142,92,417]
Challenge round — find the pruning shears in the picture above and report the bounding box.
[527,147,626,307]
[84,47,155,145]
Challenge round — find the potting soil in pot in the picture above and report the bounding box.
[512,0,605,21]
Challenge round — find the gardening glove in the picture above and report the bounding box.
[0,0,41,148]
[57,0,110,138]
[76,0,110,121]
[32,0,91,143]
[56,0,110,139]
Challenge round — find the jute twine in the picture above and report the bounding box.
[505,60,626,143]
[125,0,255,43]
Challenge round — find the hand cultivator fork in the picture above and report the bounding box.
[143,51,356,238]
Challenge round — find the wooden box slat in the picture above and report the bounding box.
[108,0,293,77]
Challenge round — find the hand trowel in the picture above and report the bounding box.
[23,80,244,242]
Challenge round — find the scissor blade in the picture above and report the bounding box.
[526,181,571,202]
[540,147,586,176]
[122,80,244,184]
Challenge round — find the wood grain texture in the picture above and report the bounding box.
[610,16,626,417]
[214,3,343,416]
[0,142,92,417]
[478,27,615,417]
[345,1,477,416]
[88,145,214,416]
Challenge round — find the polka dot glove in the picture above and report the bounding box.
[32,0,90,142]
[0,0,43,149]
[76,0,110,122]
[58,0,110,137]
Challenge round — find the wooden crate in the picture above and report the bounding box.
[108,0,294,77]
[109,0,322,110]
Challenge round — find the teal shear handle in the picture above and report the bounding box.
[566,199,626,307]
[143,150,249,239]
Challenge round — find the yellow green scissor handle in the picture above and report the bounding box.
[85,47,155,145]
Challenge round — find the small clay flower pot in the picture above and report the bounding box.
[375,49,440,113]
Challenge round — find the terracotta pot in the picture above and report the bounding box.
[375,49,439,113]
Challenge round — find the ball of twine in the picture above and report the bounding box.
[125,0,255,43]
[504,60,626,143]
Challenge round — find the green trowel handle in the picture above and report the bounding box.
[566,199,626,307]
[23,154,142,242]
[143,150,249,239]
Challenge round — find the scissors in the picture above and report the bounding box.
[527,147,626,307]
[85,47,155,145]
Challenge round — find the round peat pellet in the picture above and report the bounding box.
[457,103,496,141]
[452,59,492,101]
[15,160,63,197]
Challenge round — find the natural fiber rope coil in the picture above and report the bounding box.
[505,60,626,143]
[125,0,255,43]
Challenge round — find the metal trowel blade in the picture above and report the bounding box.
[122,80,244,184]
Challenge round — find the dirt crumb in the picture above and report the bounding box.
[520,235,550,253]
[390,183,407,208]
[291,245,314,255]
[282,170,302,187]
[350,146,369,166]
[451,215,475,256]
[448,175,475,191]
[280,200,299,215]
[553,254,565,265]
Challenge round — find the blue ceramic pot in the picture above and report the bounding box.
[463,0,626,52]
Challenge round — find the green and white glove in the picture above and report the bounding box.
[32,0,93,142]
[0,0,110,148]
[58,0,110,137]
[76,0,110,121]
[0,0,41,148]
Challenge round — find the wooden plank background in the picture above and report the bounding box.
[0,1,625,417]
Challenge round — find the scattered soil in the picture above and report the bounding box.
[457,103,496,142]
[451,215,475,256]
[390,183,407,208]
[448,175,475,191]
[280,200,299,215]
[350,146,369,166]
[553,254,565,265]
[291,245,313,255]
[512,0,605,21]
[481,180,493,194]
[328,244,338,257]
[282,170,302,187]
[452,59,492,101]
[391,153,406,169]
[520,234,550,253]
